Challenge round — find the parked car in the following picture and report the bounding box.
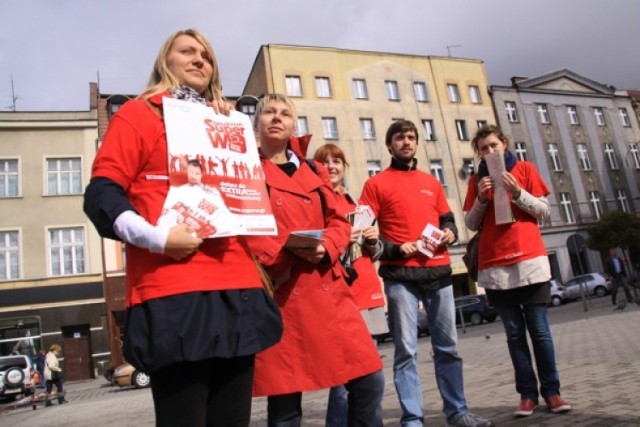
[454,294,498,326]
[0,355,36,401]
[549,280,567,307]
[112,362,150,389]
[563,273,612,301]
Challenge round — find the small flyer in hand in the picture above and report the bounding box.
[416,223,445,258]
[284,229,326,249]
[346,205,376,245]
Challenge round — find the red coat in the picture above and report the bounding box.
[334,191,385,310]
[248,146,382,396]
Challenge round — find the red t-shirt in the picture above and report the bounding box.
[360,168,452,267]
[463,161,550,269]
[92,93,261,306]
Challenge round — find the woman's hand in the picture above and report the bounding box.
[502,171,522,199]
[349,227,362,243]
[208,98,234,116]
[477,176,493,203]
[289,244,327,264]
[361,226,379,245]
[164,223,203,260]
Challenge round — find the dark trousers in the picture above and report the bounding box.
[45,378,64,403]
[151,355,255,427]
[611,275,634,304]
[267,370,384,427]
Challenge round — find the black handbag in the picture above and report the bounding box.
[340,252,359,286]
[51,370,61,381]
[462,231,481,281]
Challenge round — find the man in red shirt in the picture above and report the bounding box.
[360,120,494,427]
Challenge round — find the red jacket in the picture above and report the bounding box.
[248,143,382,396]
[334,191,385,310]
[463,161,550,269]
[91,93,262,306]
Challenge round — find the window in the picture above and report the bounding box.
[588,191,603,221]
[0,159,19,198]
[108,102,124,119]
[430,160,445,186]
[462,158,475,177]
[413,82,429,102]
[285,76,302,97]
[514,142,528,161]
[629,144,640,169]
[359,119,376,140]
[576,143,591,170]
[476,120,487,130]
[593,107,605,126]
[617,189,629,213]
[604,143,618,170]
[455,120,469,141]
[352,79,368,99]
[537,104,550,124]
[422,120,436,141]
[619,108,631,127]
[49,227,85,276]
[567,106,579,125]
[447,84,460,103]
[296,116,308,137]
[469,85,482,104]
[315,77,332,98]
[321,117,339,139]
[547,143,562,171]
[367,161,381,177]
[505,101,519,122]
[0,230,20,280]
[559,193,576,224]
[47,157,82,195]
[385,80,400,101]
[240,103,256,123]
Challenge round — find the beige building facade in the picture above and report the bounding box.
[0,83,107,380]
[242,44,496,292]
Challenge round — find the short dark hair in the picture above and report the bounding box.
[187,159,202,170]
[385,120,418,146]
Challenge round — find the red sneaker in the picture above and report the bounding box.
[513,398,537,417]
[545,395,571,413]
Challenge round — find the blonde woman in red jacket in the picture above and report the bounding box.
[84,29,282,426]
[250,94,384,426]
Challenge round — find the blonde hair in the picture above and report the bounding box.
[253,93,297,129]
[141,29,222,102]
[49,344,62,353]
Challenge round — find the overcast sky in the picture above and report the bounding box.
[2,0,639,111]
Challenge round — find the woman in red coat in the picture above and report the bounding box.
[313,143,387,427]
[249,94,384,426]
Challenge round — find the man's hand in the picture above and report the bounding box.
[440,227,456,246]
[163,223,203,260]
[399,242,418,258]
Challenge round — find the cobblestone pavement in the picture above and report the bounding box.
[1,296,639,426]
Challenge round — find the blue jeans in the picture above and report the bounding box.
[325,369,385,427]
[385,281,468,426]
[496,303,561,401]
